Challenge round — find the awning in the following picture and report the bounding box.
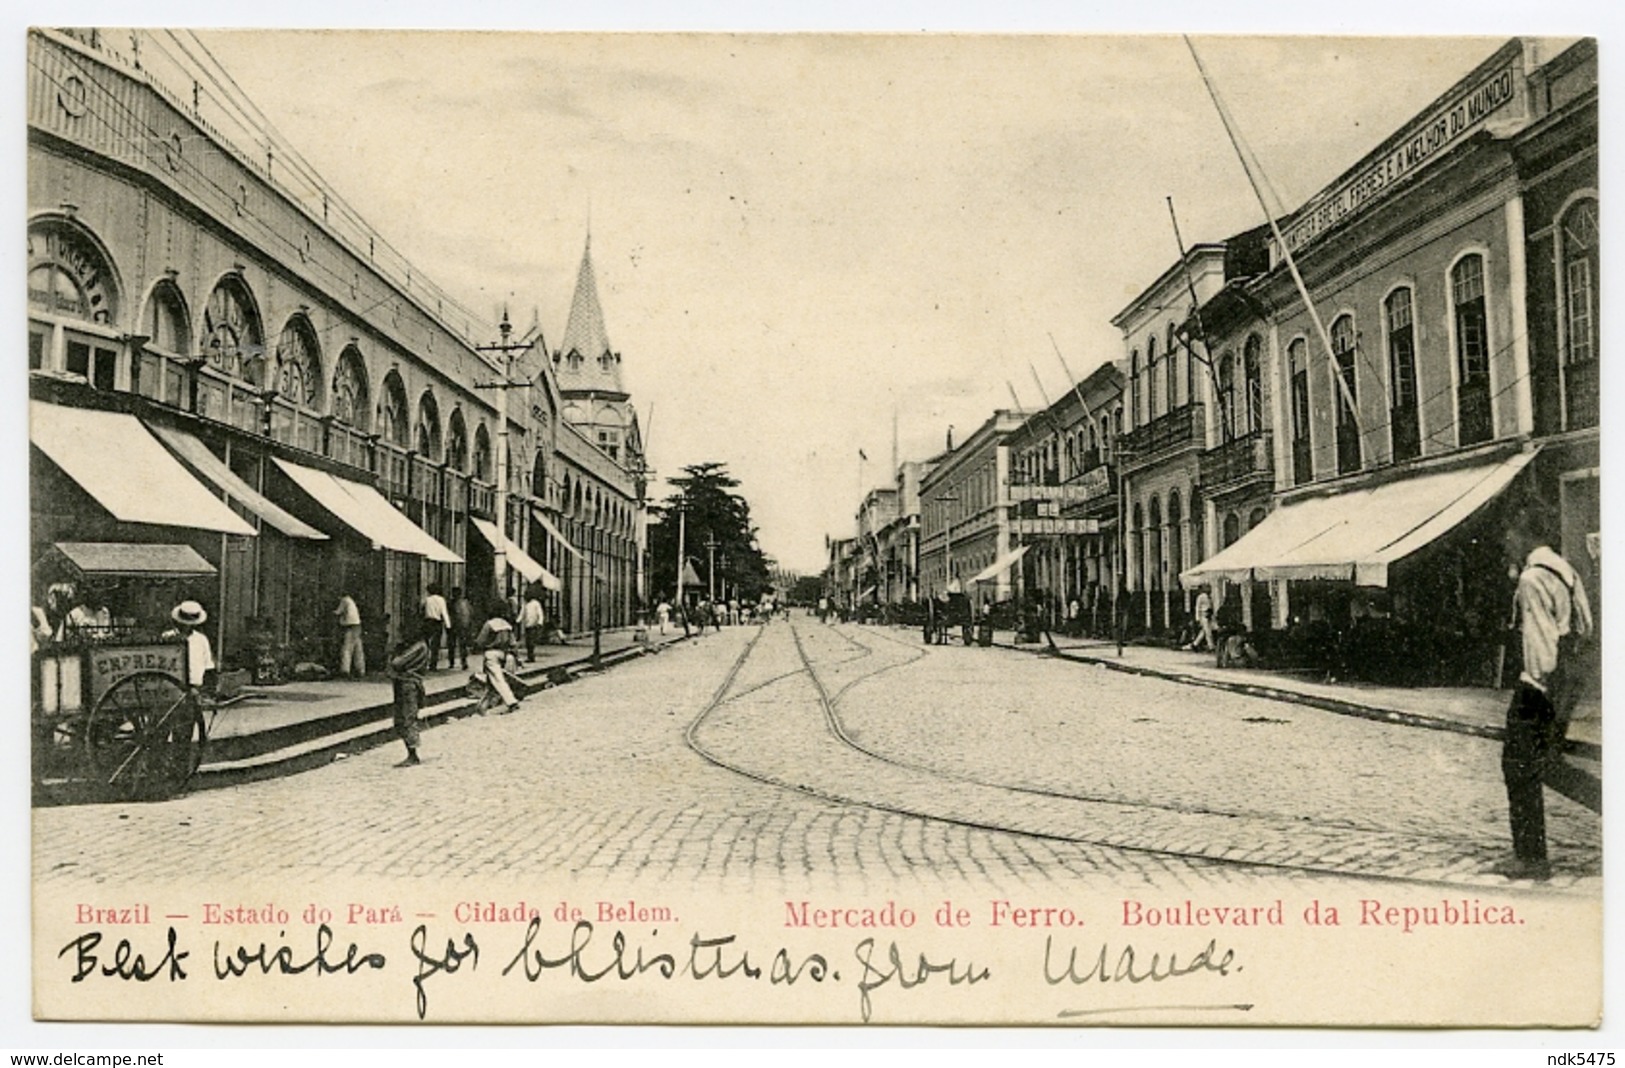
[531,507,584,560]
[148,424,327,540]
[470,517,560,590]
[1181,450,1536,588]
[47,542,216,579]
[273,457,461,563]
[971,544,1031,583]
[30,400,256,537]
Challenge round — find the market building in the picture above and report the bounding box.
[28,28,645,678]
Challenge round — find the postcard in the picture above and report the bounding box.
[28,28,1601,1026]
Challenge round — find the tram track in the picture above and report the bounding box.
[686,617,1595,891]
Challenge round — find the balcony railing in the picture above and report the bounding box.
[1120,403,1204,468]
[1199,430,1274,491]
[468,479,496,518]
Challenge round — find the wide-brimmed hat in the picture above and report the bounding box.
[171,600,208,626]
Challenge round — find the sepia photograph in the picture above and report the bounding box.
[23,19,1604,1030]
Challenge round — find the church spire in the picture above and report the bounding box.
[556,234,623,394]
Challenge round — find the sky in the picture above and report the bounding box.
[160,27,1541,573]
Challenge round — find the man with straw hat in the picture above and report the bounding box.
[168,600,215,690]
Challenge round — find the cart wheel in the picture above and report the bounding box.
[86,672,204,801]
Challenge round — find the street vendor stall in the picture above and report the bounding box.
[32,542,223,801]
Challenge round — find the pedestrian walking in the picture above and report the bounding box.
[472,605,521,715]
[1497,509,1596,881]
[448,586,472,669]
[1186,588,1216,652]
[333,592,365,677]
[520,590,545,663]
[387,636,429,766]
[421,582,450,669]
[656,597,672,635]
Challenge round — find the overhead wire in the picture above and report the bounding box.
[29,38,510,401]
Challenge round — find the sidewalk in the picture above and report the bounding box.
[971,628,1602,758]
[197,624,694,783]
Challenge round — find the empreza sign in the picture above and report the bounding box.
[1274,64,1521,257]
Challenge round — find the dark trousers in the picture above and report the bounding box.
[1502,682,1601,861]
[447,624,469,668]
[391,676,423,751]
[422,621,444,669]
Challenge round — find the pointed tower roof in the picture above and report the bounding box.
[555,235,626,397]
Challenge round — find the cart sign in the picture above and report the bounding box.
[87,643,188,707]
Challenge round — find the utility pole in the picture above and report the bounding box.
[705,532,718,603]
[675,496,690,636]
[473,309,534,607]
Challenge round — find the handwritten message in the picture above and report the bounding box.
[49,891,1535,1023]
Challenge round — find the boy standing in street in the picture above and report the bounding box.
[387,636,429,767]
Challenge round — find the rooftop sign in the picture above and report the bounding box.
[1273,60,1524,260]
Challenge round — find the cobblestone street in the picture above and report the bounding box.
[33,617,1600,899]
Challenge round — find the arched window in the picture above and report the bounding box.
[1131,502,1145,591]
[1222,512,1241,549]
[378,371,409,447]
[1451,254,1492,446]
[1167,489,1184,580]
[28,218,121,385]
[1129,350,1140,428]
[1385,288,1419,461]
[1248,507,1267,530]
[472,424,492,481]
[137,279,190,405]
[1331,315,1360,474]
[1145,336,1159,419]
[1217,349,1236,441]
[415,391,442,460]
[1289,337,1311,485]
[1165,323,1179,410]
[144,280,189,356]
[1560,197,1599,429]
[274,315,322,410]
[1243,334,1263,434]
[331,346,371,430]
[446,410,468,472]
[200,275,265,386]
[532,450,548,499]
[1147,495,1163,591]
[28,219,119,324]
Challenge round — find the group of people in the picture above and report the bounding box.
[654,594,775,636]
[30,583,111,651]
[385,585,551,768]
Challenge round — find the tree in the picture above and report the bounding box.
[646,462,773,604]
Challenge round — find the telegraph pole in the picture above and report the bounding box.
[675,495,688,632]
[474,309,534,608]
[705,532,718,603]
